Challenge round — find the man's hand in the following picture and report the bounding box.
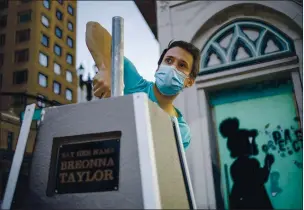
[86,21,112,98]
[93,70,111,98]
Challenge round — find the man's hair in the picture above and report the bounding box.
[157,40,201,78]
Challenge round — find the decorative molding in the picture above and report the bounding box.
[200,20,296,75]
[159,1,170,12]
[291,0,302,6]
[196,58,299,90]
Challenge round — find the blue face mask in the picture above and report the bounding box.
[154,64,188,96]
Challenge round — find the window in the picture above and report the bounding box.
[41,34,49,47]
[67,21,73,31]
[0,0,8,10]
[0,15,7,28]
[16,29,31,43]
[57,0,63,4]
[0,53,3,66]
[66,53,73,65]
[56,9,63,20]
[38,73,47,87]
[55,27,62,38]
[54,44,62,56]
[15,49,29,63]
[43,0,50,9]
[66,70,72,82]
[67,4,73,15]
[7,131,13,151]
[0,34,5,46]
[200,20,295,74]
[41,15,49,27]
[54,63,61,75]
[53,81,61,95]
[39,52,48,67]
[67,36,73,48]
[13,70,28,84]
[13,95,25,107]
[37,95,47,108]
[18,10,32,23]
[66,89,72,101]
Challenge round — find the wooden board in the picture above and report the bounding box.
[86,22,112,72]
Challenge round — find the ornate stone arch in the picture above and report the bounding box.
[187,1,302,43]
[200,19,296,75]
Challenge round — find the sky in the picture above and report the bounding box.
[76,1,159,82]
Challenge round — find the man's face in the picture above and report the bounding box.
[160,47,195,88]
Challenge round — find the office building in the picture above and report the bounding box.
[0,0,77,205]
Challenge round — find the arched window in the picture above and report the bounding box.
[200,20,295,75]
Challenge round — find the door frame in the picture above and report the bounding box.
[195,55,302,209]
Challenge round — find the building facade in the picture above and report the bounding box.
[0,0,77,205]
[155,1,302,209]
[0,0,78,109]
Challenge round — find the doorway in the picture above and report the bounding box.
[209,77,302,209]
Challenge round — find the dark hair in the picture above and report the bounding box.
[157,40,201,78]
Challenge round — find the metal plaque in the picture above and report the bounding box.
[54,139,120,194]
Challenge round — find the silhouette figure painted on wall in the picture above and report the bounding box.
[219,118,275,209]
[270,171,282,197]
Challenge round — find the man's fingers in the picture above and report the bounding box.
[93,86,110,98]
[103,91,111,98]
[93,87,103,98]
[93,82,102,92]
[94,83,110,93]
[99,93,105,98]
[93,76,103,86]
[92,70,111,98]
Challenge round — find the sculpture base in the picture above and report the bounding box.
[23,93,190,209]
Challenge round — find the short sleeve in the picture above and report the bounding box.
[124,57,149,94]
[179,120,191,150]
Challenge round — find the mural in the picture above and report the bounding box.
[211,79,302,209]
[269,171,282,197]
[220,117,274,209]
[263,122,302,158]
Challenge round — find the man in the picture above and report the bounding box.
[93,40,201,149]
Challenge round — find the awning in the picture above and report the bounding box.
[133,0,158,40]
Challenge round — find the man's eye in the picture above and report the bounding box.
[179,63,186,68]
[165,58,172,63]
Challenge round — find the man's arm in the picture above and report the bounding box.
[179,120,191,150]
[86,22,149,97]
[123,57,149,95]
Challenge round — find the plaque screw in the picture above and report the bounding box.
[55,190,58,193]
[114,187,118,190]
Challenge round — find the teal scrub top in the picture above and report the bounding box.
[123,57,191,149]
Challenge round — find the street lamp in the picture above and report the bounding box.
[77,64,85,76]
[86,73,93,101]
[77,64,93,102]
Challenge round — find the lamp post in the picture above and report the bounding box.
[77,64,85,85]
[77,64,93,102]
